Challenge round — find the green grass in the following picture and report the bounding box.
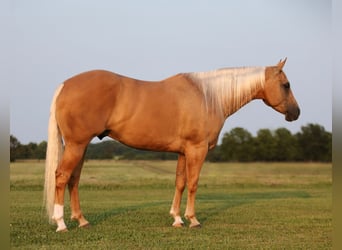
[10,160,332,249]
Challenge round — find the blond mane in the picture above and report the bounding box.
[184,67,265,117]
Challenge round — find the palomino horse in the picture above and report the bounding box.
[44,59,300,232]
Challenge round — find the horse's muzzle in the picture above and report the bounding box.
[285,106,300,121]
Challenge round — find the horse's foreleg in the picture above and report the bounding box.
[170,154,186,227]
[184,146,207,228]
[68,153,89,228]
[53,144,86,232]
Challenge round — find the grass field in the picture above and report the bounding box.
[10,160,332,249]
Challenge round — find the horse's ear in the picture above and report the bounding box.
[277,57,287,70]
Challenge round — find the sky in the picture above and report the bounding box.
[8,0,332,144]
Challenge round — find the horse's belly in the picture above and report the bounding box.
[108,118,182,152]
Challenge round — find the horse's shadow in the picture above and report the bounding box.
[80,201,168,228]
[198,190,311,224]
[73,190,310,229]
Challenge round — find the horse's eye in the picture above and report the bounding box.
[283,82,290,89]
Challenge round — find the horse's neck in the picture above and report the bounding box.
[185,67,265,118]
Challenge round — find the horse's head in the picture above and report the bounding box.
[262,58,300,121]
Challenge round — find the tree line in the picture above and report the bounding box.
[10,123,331,162]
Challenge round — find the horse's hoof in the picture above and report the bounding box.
[189,223,201,229]
[79,222,91,229]
[56,228,68,233]
[172,222,184,228]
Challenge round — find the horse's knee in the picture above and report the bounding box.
[175,173,186,190]
[175,179,186,192]
[187,182,198,194]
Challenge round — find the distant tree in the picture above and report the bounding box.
[10,135,21,162]
[36,141,47,160]
[10,123,331,162]
[85,140,177,160]
[10,137,47,160]
[14,144,28,159]
[15,142,36,159]
[296,123,332,162]
[254,129,276,161]
[27,142,38,159]
[206,146,223,162]
[273,128,298,161]
[86,141,117,159]
[220,127,254,161]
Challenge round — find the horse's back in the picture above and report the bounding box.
[105,73,209,151]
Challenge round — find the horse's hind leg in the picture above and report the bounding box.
[53,143,87,232]
[170,154,186,227]
[68,150,89,228]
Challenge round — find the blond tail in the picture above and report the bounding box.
[44,84,64,223]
